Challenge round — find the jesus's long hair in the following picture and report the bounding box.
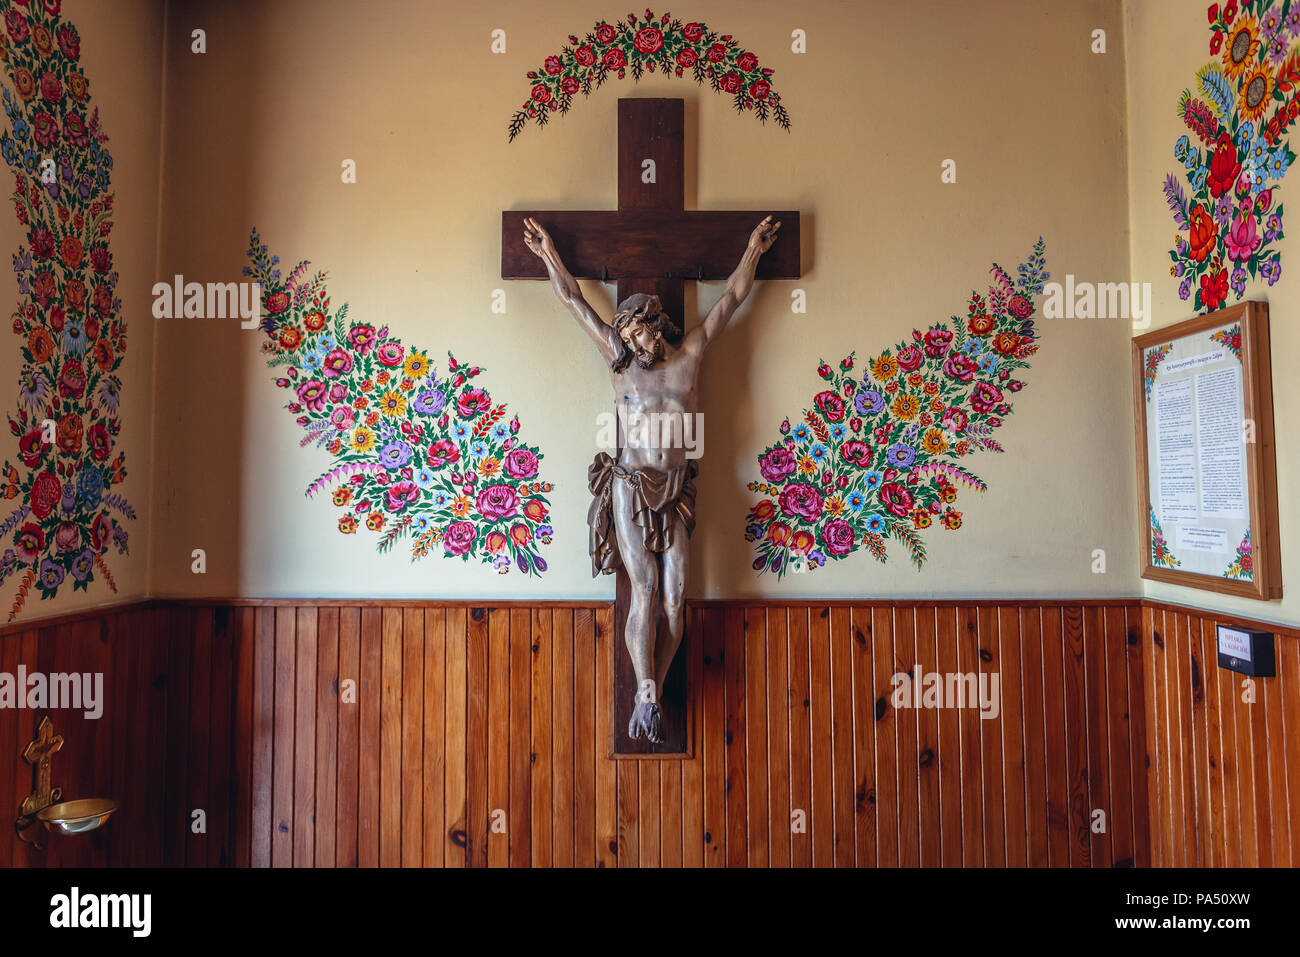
[610,294,683,373]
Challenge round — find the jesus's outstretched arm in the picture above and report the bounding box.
[523,216,618,364]
[690,215,781,351]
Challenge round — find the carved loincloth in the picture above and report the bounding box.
[587,451,698,577]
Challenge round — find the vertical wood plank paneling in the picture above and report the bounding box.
[233,608,255,868]
[894,606,920,868]
[786,607,812,868]
[998,605,1026,867]
[165,608,193,868]
[744,606,769,867]
[530,608,552,868]
[509,608,532,868]
[400,608,424,868]
[661,758,683,868]
[1124,606,1152,868]
[849,606,877,869]
[915,607,940,868]
[314,608,339,869]
[808,606,833,867]
[1213,614,1241,867]
[1281,636,1300,868]
[935,607,962,868]
[955,607,982,867]
[251,608,275,868]
[1172,612,1197,867]
[551,608,574,868]
[572,608,596,867]
[637,762,658,867]
[379,608,403,867]
[702,607,725,867]
[765,607,790,868]
[423,608,446,869]
[682,606,705,868]
[1104,605,1133,868]
[871,606,898,868]
[723,606,747,868]
[358,607,382,867]
[443,607,467,867]
[976,606,1005,867]
[487,608,510,868]
[0,633,19,867]
[466,607,489,868]
[1061,605,1090,867]
[336,608,360,868]
[1020,607,1048,867]
[594,606,618,868]
[1186,613,1210,867]
[1082,606,1109,868]
[208,608,234,867]
[292,608,317,869]
[1261,626,1290,867]
[1041,607,1069,867]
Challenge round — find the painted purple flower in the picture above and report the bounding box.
[412,387,445,416]
[1231,266,1247,297]
[1261,255,1282,286]
[97,377,120,413]
[1213,191,1233,227]
[379,440,413,469]
[886,442,916,469]
[70,549,94,582]
[855,389,886,416]
[1178,277,1192,300]
[38,557,65,590]
[1265,212,1283,243]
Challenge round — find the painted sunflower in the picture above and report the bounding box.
[1239,63,1274,122]
[1222,17,1261,81]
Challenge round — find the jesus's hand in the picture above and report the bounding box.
[523,216,557,261]
[748,215,781,255]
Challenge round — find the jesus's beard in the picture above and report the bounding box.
[633,337,664,369]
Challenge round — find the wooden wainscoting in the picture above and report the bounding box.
[1140,601,1300,867]
[0,602,168,867]
[150,598,1150,868]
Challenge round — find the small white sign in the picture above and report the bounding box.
[1218,626,1252,662]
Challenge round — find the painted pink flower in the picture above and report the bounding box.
[296,379,329,412]
[456,387,492,418]
[820,518,854,556]
[814,390,845,422]
[443,521,477,556]
[970,381,1003,413]
[923,328,953,357]
[347,323,376,356]
[476,484,519,521]
[330,406,356,431]
[322,348,353,378]
[941,407,968,433]
[385,480,420,512]
[779,483,823,522]
[897,344,924,371]
[426,438,460,468]
[504,447,539,479]
[376,341,404,366]
[759,445,797,482]
[942,353,977,384]
[1224,209,1262,263]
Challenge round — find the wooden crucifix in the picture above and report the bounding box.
[502,97,801,756]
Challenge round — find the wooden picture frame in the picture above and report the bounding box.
[1132,301,1281,600]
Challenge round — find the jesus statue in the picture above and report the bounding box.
[523,214,782,743]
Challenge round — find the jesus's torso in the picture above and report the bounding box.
[609,339,701,472]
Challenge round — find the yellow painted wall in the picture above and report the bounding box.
[1125,0,1299,627]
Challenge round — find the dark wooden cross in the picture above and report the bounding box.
[501,97,801,756]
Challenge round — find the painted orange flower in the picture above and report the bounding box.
[338,514,358,534]
[921,429,948,455]
[967,312,996,336]
[452,494,472,517]
[870,353,899,381]
[303,309,327,332]
[366,512,386,532]
[278,326,303,350]
[891,393,919,420]
[479,456,502,478]
[332,488,352,506]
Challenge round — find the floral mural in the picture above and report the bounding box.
[245,231,555,576]
[0,0,131,619]
[509,8,790,140]
[1149,506,1182,569]
[745,240,1047,578]
[1165,0,1300,310]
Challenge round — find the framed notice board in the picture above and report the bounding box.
[1132,302,1281,600]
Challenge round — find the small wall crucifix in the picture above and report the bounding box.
[502,98,802,756]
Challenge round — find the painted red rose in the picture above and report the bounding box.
[1207,135,1241,198]
[942,352,977,384]
[456,387,491,418]
[839,439,873,468]
[603,47,626,70]
[779,483,823,522]
[30,469,60,519]
[91,513,112,551]
[39,70,62,104]
[820,518,855,556]
[633,26,663,54]
[878,481,914,518]
[970,381,1003,413]
[737,51,758,71]
[676,48,697,68]
[897,344,924,372]
[426,438,460,468]
[385,480,420,512]
[721,71,742,93]
[561,76,580,94]
[443,521,477,556]
[941,407,968,433]
[376,341,404,366]
[31,271,55,308]
[19,429,45,468]
[574,44,596,66]
[759,445,797,482]
[683,22,704,42]
[814,390,846,422]
[64,278,86,311]
[595,23,617,44]
[923,328,953,357]
[31,109,56,147]
[504,447,539,480]
[544,55,564,75]
[264,290,290,315]
[749,79,770,100]
[530,84,551,104]
[1008,294,1033,319]
[707,42,726,62]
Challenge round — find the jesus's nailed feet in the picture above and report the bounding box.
[628,698,664,744]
